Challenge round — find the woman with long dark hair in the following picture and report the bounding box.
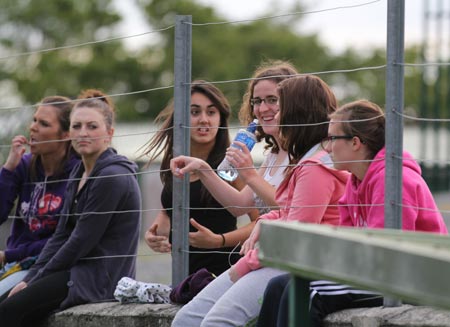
[143,80,243,276]
[0,96,78,297]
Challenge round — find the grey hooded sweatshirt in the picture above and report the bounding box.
[24,148,141,309]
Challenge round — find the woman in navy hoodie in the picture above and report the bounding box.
[0,96,78,297]
[0,90,141,326]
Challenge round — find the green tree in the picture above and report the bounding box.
[0,0,159,121]
[136,0,427,122]
[0,0,427,124]
[137,0,336,115]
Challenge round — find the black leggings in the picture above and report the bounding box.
[257,275,383,327]
[0,270,70,327]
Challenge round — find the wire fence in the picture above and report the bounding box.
[0,0,449,286]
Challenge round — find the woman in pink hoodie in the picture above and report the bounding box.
[310,99,448,325]
[172,75,350,327]
[325,100,447,232]
[257,100,448,327]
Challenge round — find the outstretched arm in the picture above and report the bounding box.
[171,150,278,216]
[171,155,255,216]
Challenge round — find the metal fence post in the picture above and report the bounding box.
[290,276,312,327]
[384,0,405,307]
[172,15,192,286]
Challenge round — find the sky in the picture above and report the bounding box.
[196,0,426,53]
[119,0,436,54]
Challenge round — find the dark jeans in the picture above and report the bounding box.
[0,270,70,327]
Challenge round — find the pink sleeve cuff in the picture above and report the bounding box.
[233,248,261,278]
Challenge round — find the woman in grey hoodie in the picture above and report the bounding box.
[0,90,141,326]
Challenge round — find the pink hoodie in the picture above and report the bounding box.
[234,149,350,277]
[339,147,448,233]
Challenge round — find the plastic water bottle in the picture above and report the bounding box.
[217,119,258,182]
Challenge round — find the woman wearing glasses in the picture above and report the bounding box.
[310,99,447,324]
[257,99,448,327]
[325,100,446,231]
[171,75,349,327]
[170,60,296,250]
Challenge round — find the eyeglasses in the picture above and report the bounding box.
[321,135,354,149]
[250,96,278,107]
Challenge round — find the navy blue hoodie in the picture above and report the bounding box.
[0,153,79,263]
[24,148,141,309]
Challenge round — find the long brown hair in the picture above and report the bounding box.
[30,96,74,180]
[278,75,337,165]
[239,60,298,153]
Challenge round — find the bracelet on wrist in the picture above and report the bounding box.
[220,234,226,247]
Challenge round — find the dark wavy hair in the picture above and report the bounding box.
[142,80,231,204]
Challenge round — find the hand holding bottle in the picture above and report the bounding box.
[217,119,258,182]
[224,141,258,184]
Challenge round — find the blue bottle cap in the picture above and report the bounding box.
[247,119,258,133]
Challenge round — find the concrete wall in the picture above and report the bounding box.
[39,303,450,327]
[39,302,181,327]
[324,305,450,327]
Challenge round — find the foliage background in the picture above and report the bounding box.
[0,0,432,162]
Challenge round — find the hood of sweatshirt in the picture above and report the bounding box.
[72,147,138,179]
[91,147,138,176]
[350,147,420,193]
[23,152,79,181]
[302,146,350,186]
